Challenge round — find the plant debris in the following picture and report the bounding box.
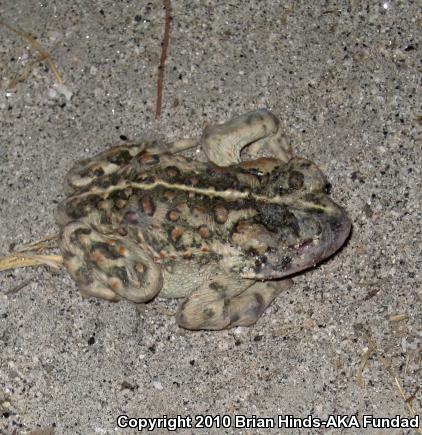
[0,18,63,88]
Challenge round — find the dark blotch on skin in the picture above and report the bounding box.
[202,130,212,140]
[122,211,140,225]
[165,166,181,178]
[93,167,105,177]
[66,201,84,220]
[166,210,180,222]
[253,292,264,309]
[78,167,93,178]
[66,198,97,220]
[62,252,75,261]
[245,115,254,126]
[253,256,274,275]
[140,196,156,216]
[254,255,268,268]
[288,170,304,190]
[303,206,326,216]
[70,226,92,245]
[142,154,160,165]
[209,282,226,292]
[111,188,131,201]
[169,226,183,243]
[297,160,312,169]
[258,204,300,235]
[108,150,133,165]
[276,256,291,270]
[74,265,94,285]
[96,177,112,189]
[123,167,138,182]
[91,242,120,259]
[230,312,240,323]
[245,248,260,257]
[109,173,121,186]
[74,227,92,237]
[99,211,112,226]
[203,308,215,319]
[140,175,157,184]
[174,243,187,252]
[178,299,188,311]
[111,267,130,286]
[222,297,230,320]
[198,225,210,238]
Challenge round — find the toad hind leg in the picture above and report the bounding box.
[176,277,290,330]
[60,220,163,303]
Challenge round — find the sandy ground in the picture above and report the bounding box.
[0,1,421,434]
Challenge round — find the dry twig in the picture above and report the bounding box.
[0,18,63,86]
[357,337,422,434]
[393,376,422,435]
[5,279,31,295]
[356,336,377,387]
[0,252,62,272]
[16,234,59,253]
[0,235,62,273]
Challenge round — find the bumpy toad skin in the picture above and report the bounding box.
[56,109,351,330]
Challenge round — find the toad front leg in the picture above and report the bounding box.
[167,109,292,165]
[200,109,292,166]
